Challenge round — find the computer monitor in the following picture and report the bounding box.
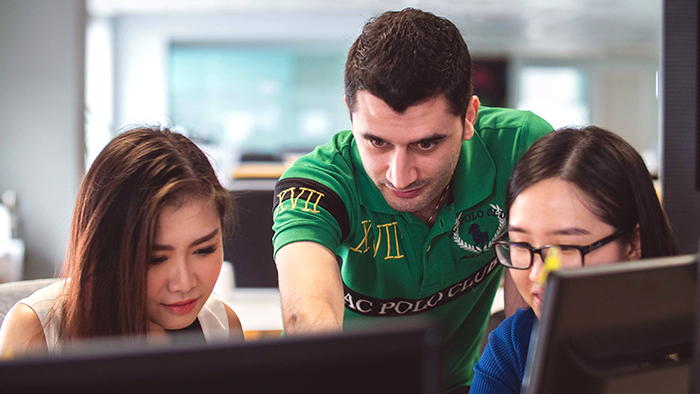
[522,254,697,394]
[693,243,700,393]
[0,320,443,394]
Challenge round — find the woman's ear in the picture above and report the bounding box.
[626,224,642,260]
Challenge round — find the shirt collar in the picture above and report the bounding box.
[452,131,496,212]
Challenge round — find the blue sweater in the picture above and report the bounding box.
[470,308,537,394]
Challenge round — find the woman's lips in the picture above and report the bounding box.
[391,187,423,199]
[533,292,544,307]
[162,298,197,315]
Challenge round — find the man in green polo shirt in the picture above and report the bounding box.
[272,8,552,392]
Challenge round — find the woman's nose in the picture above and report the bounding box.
[529,253,545,284]
[168,258,197,293]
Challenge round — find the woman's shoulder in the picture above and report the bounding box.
[491,307,536,343]
[480,307,537,376]
[0,302,47,356]
[21,280,64,306]
[509,307,537,331]
[200,293,243,341]
[471,308,537,393]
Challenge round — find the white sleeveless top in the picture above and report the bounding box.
[18,281,230,353]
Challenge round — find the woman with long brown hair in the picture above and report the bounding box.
[0,127,242,354]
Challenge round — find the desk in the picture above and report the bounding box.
[221,288,283,339]
[230,163,287,180]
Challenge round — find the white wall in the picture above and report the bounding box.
[113,13,661,164]
[510,58,660,170]
[590,62,660,170]
[0,1,86,278]
[113,12,368,129]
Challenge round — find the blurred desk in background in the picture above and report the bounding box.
[222,288,283,340]
[231,163,287,180]
[221,286,505,341]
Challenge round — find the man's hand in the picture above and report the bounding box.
[275,241,345,334]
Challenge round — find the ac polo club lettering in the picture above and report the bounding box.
[272,106,553,390]
[344,257,500,316]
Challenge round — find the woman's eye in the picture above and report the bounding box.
[510,243,531,251]
[194,246,217,256]
[150,256,167,265]
[558,246,579,255]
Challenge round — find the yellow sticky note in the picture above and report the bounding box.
[1,347,13,360]
[538,248,561,285]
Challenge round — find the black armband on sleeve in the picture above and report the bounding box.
[273,177,350,240]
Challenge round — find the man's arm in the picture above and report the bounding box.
[275,241,345,334]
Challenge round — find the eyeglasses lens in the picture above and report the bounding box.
[496,244,582,269]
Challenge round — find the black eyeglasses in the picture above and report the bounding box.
[493,231,624,270]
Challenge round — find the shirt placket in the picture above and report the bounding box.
[421,203,456,291]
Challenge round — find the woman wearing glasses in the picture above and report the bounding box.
[470,126,680,393]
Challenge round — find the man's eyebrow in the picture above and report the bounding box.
[359,132,449,145]
[413,134,448,145]
[152,229,220,251]
[360,132,386,143]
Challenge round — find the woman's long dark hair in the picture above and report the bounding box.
[59,127,234,340]
[506,126,680,258]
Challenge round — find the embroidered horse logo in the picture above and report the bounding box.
[453,204,506,254]
[468,223,489,250]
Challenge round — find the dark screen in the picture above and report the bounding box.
[523,255,696,394]
[0,321,443,394]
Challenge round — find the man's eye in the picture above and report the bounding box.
[368,138,385,148]
[416,141,435,150]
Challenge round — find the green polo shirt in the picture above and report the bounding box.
[272,106,552,390]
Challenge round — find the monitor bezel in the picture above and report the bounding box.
[522,254,697,394]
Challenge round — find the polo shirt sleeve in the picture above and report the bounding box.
[272,133,357,257]
[513,111,553,161]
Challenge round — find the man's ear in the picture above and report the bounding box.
[463,95,480,141]
[626,224,642,260]
[344,95,353,122]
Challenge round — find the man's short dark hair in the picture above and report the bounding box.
[344,8,473,119]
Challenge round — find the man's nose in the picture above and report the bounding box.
[386,149,418,190]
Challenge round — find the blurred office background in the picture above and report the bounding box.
[0,0,670,279]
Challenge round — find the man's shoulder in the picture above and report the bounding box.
[275,129,360,213]
[281,130,356,182]
[272,130,360,251]
[475,106,552,135]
